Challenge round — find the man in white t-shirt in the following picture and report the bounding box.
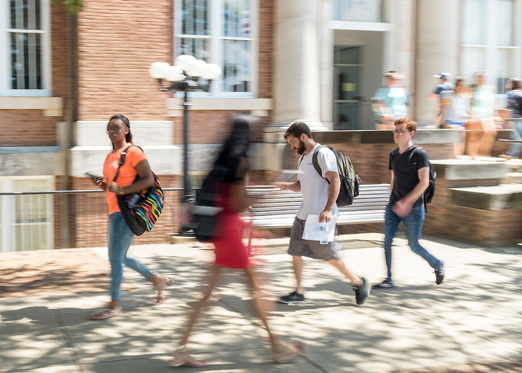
[275,122,370,305]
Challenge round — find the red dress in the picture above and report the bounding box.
[212,183,252,269]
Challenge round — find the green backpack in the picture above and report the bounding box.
[312,145,360,206]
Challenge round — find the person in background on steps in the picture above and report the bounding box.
[374,118,445,289]
[275,122,370,306]
[468,71,501,159]
[501,78,522,160]
[372,71,409,130]
[441,78,471,158]
[170,116,308,368]
[429,72,455,128]
[88,114,171,320]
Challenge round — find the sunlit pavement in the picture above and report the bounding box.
[0,234,521,372]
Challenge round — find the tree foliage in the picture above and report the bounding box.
[51,0,84,15]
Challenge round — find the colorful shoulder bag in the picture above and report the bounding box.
[114,145,164,236]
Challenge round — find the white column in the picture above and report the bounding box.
[415,0,460,125]
[383,0,415,117]
[270,0,327,131]
[319,0,334,129]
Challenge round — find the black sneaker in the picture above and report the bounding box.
[353,276,370,305]
[435,261,446,285]
[278,291,306,304]
[373,279,394,289]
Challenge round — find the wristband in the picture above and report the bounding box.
[118,187,125,195]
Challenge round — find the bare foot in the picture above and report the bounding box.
[151,274,172,305]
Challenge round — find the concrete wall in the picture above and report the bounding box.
[414,0,460,125]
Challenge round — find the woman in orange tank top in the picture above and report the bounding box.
[88,114,171,320]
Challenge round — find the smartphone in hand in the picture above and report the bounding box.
[85,172,103,180]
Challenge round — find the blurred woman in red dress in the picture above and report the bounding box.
[170,117,307,368]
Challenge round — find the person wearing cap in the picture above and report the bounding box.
[430,72,455,128]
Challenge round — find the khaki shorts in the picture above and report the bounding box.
[288,217,341,261]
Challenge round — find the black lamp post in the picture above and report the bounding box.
[149,56,221,232]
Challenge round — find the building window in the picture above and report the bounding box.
[461,0,521,94]
[0,177,54,252]
[174,0,256,97]
[0,0,50,96]
[333,0,383,22]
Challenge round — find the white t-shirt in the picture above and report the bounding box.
[296,144,339,220]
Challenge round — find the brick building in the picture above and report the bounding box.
[1,0,521,251]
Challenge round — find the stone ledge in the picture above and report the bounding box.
[448,184,522,210]
[0,96,63,116]
[311,129,462,144]
[70,145,182,177]
[74,121,174,147]
[432,159,507,181]
[0,147,64,176]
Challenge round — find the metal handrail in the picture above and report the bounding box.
[0,187,200,196]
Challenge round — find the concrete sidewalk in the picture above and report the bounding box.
[1,234,521,372]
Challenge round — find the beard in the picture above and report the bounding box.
[296,139,306,155]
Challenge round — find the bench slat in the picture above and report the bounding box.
[242,183,390,228]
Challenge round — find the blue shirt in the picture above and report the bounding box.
[374,86,409,119]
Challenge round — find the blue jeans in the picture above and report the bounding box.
[108,212,154,300]
[383,203,442,282]
[507,120,522,158]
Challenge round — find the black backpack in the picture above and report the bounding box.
[310,145,360,206]
[192,168,225,242]
[514,92,522,115]
[413,147,436,207]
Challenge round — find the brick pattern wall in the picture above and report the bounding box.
[258,1,274,99]
[173,111,245,145]
[0,5,68,147]
[51,5,69,106]
[0,111,58,146]
[172,112,272,146]
[423,178,522,247]
[77,0,274,145]
[77,0,173,121]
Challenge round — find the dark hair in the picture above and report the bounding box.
[454,78,465,87]
[284,122,312,140]
[107,114,133,149]
[512,79,522,90]
[213,116,253,182]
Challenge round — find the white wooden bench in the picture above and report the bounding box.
[243,184,390,228]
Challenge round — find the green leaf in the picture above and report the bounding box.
[51,0,85,15]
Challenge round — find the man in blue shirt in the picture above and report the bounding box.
[430,72,455,127]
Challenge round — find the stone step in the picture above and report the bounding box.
[448,184,522,210]
[506,159,522,172]
[502,172,522,184]
[431,159,507,183]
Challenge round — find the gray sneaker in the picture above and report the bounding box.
[435,261,446,285]
[353,276,370,305]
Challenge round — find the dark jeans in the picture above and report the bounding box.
[383,203,442,281]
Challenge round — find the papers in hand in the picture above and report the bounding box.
[302,214,337,242]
